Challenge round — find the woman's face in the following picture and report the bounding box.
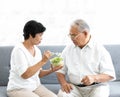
[30,33,43,45]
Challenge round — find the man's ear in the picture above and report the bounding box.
[83,30,88,37]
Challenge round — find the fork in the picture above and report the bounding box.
[51,52,61,56]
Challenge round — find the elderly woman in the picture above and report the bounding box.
[7,20,63,97]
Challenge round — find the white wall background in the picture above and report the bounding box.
[0,0,120,46]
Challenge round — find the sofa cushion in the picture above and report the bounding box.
[0,86,7,97]
[109,81,120,97]
[0,46,13,86]
[44,84,60,94]
[105,45,120,81]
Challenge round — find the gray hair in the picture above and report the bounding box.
[72,19,90,32]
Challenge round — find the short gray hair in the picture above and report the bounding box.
[72,19,90,32]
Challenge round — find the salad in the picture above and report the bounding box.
[50,56,63,66]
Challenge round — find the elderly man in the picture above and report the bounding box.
[56,19,116,97]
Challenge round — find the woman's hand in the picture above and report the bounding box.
[39,63,63,78]
[51,64,63,72]
[41,50,52,64]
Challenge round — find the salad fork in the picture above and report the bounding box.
[51,52,61,56]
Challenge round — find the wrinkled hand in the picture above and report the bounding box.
[81,75,95,85]
[61,83,73,93]
[42,50,52,63]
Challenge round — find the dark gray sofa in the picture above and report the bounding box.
[0,45,120,97]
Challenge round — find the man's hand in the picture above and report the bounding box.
[81,75,95,85]
[81,74,113,85]
[56,73,72,93]
[61,83,73,93]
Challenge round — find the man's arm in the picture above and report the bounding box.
[56,72,73,93]
[81,74,114,85]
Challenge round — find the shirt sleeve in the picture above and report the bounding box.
[99,48,116,80]
[11,48,28,77]
[56,63,67,74]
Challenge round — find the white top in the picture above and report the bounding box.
[7,43,42,91]
[57,38,116,85]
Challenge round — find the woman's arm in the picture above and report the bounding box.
[21,50,51,79]
[21,60,46,79]
[39,65,63,78]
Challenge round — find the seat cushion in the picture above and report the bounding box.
[109,81,120,97]
[44,84,60,94]
[0,86,7,97]
[1,85,60,97]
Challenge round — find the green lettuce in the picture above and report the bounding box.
[50,56,63,66]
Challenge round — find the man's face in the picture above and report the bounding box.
[69,26,86,47]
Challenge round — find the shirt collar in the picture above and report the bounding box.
[72,36,95,49]
[86,36,94,49]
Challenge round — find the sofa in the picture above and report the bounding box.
[0,45,120,97]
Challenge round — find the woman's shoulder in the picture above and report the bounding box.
[12,43,26,54]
